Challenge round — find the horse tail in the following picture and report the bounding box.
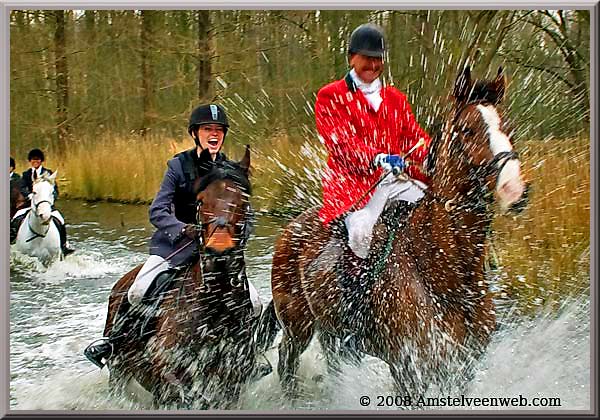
[255,299,280,354]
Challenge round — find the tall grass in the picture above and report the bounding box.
[491,137,590,312]
[11,134,590,311]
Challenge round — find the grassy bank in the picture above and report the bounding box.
[491,137,590,313]
[11,134,590,311]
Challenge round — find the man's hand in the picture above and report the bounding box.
[373,153,406,173]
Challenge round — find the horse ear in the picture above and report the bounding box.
[490,66,505,104]
[239,145,250,176]
[453,66,472,102]
[48,171,58,183]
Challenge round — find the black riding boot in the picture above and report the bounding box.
[53,218,75,256]
[10,214,26,244]
[83,309,131,369]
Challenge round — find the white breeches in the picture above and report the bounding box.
[345,175,427,259]
[12,208,64,225]
[51,209,64,225]
[128,255,172,305]
[127,254,263,317]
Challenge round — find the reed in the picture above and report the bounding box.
[491,136,590,312]
[11,134,589,312]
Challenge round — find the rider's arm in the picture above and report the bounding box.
[315,87,380,176]
[395,93,431,182]
[149,158,186,245]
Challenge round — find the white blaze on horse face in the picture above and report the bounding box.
[32,179,54,222]
[477,104,526,211]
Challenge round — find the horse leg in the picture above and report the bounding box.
[316,330,342,381]
[389,359,429,408]
[277,324,314,402]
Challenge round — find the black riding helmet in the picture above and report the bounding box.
[27,148,45,161]
[188,104,230,143]
[348,23,386,58]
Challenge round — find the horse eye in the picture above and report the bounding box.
[462,127,474,137]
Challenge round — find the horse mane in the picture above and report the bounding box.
[427,69,505,176]
[194,160,252,196]
[462,78,504,105]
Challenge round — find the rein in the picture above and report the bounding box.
[364,104,519,282]
[25,199,54,242]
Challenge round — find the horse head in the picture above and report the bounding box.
[193,146,252,256]
[31,171,57,224]
[433,66,528,214]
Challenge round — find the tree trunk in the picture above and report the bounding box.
[197,10,211,101]
[54,10,69,157]
[140,10,154,136]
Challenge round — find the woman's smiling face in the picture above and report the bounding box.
[196,124,225,155]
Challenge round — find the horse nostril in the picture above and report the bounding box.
[509,182,531,214]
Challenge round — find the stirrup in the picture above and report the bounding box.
[83,338,114,369]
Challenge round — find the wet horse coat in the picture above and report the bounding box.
[261,67,528,397]
[102,148,261,409]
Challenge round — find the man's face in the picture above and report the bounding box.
[29,158,42,170]
[196,124,225,155]
[350,53,384,84]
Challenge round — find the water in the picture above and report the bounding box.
[9,200,590,411]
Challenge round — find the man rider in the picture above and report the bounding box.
[314,23,431,340]
[10,148,75,255]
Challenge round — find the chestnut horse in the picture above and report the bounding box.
[258,67,529,399]
[101,147,259,409]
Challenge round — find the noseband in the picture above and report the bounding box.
[33,199,54,212]
[430,103,520,213]
[195,201,251,253]
[26,199,54,242]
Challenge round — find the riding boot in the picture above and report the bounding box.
[83,307,132,369]
[336,218,368,354]
[10,214,26,244]
[53,218,75,256]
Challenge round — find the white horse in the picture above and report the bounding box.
[14,172,63,265]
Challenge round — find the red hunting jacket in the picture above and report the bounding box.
[316,73,432,225]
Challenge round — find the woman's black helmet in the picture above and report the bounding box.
[27,148,45,161]
[347,23,386,58]
[188,104,229,138]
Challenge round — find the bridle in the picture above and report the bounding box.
[25,184,55,242]
[194,197,251,254]
[423,102,520,214]
[192,180,252,291]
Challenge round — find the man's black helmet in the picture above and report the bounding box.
[347,23,386,58]
[27,148,45,161]
[188,104,230,138]
[10,157,15,169]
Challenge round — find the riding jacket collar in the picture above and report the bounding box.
[346,70,383,112]
[349,69,382,95]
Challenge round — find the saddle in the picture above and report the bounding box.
[334,200,417,345]
[109,268,182,347]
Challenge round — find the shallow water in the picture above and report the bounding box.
[9,200,591,411]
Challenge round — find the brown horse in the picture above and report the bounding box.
[100,147,260,409]
[10,176,27,219]
[257,67,529,399]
